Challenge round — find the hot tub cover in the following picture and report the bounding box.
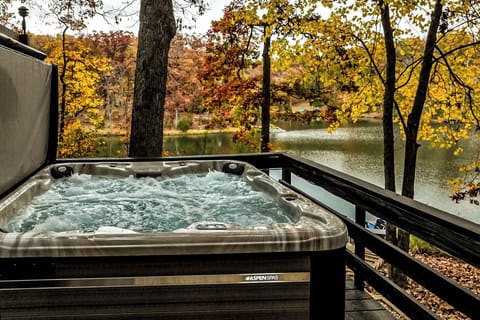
[0,44,52,196]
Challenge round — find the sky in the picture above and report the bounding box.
[189,0,229,35]
[11,0,230,36]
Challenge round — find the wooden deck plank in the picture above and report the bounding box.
[345,310,399,320]
[345,289,372,300]
[346,299,387,312]
[345,277,399,320]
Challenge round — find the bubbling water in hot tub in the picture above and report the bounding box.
[5,170,294,233]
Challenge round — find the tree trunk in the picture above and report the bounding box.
[379,0,406,287]
[261,29,271,153]
[397,2,443,283]
[379,2,396,194]
[129,0,176,157]
[402,0,443,197]
[402,1,443,196]
[59,27,69,142]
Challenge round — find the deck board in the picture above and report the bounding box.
[345,277,400,319]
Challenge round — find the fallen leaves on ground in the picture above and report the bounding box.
[366,252,479,319]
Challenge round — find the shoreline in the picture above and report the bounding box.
[97,116,386,138]
[97,127,238,138]
[163,128,237,136]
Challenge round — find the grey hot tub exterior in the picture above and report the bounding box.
[0,160,348,320]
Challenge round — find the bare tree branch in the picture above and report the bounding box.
[433,40,480,63]
[351,32,407,130]
[238,25,254,79]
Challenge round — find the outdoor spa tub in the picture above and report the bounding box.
[0,159,348,320]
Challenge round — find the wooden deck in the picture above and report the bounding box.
[345,276,401,320]
[344,243,402,319]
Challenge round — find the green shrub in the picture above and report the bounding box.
[177,118,191,133]
[410,235,443,255]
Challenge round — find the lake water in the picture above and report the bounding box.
[271,120,479,224]
[100,120,479,224]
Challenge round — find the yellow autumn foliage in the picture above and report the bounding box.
[44,34,112,158]
[270,1,480,201]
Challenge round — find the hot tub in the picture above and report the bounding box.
[0,159,348,320]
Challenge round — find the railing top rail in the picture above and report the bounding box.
[279,153,480,267]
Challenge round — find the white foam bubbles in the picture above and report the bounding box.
[5,172,293,233]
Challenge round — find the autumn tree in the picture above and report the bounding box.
[34,34,110,157]
[49,2,138,155]
[87,31,137,139]
[199,2,263,149]
[270,11,360,124]
[164,34,205,130]
[450,156,480,204]
[2,0,206,157]
[201,0,321,150]
[286,1,480,286]
[270,0,480,286]
[5,1,111,157]
[223,0,320,151]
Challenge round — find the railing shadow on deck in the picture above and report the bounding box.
[167,152,480,320]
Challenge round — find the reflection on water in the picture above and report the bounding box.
[164,133,256,155]
[98,121,479,224]
[271,120,479,223]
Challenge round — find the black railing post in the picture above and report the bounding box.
[281,168,291,184]
[354,206,366,290]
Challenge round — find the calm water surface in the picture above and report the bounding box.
[271,121,479,224]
